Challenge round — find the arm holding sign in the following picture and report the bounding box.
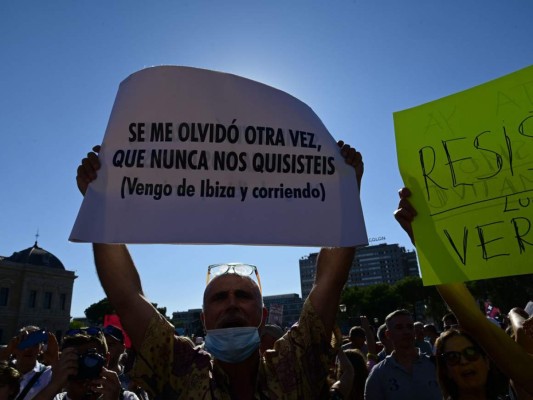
[77,146,158,349]
[308,141,362,337]
[394,188,533,396]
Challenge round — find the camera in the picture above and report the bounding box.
[76,349,105,380]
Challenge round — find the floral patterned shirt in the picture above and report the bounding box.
[131,299,331,399]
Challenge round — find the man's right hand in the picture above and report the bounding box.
[76,145,101,195]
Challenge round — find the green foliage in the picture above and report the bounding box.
[84,298,114,325]
[340,274,533,328]
[85,297,170,324]
[69,319,86,329]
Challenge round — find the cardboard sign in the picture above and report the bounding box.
[394,65,533,284]
[70,66,367,246]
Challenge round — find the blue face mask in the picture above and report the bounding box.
[204,326,260,363]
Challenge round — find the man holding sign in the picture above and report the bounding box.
[76,141,364,399]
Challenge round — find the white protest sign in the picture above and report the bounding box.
[70,66,367,246]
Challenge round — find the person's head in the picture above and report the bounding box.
[423,323,439,344]
[0,362,20,400]
[348,326,366,349]
[202,264,266,330]
[201,263,267,364]
[102,325,125,370]
[260,324,284,354]
[413,321,426,341]
[376,323,393,352]
[442,313,459,332]
[385,309,415,350]
[62,328,109,400]
[435,329,490,399]
[12,326,44,373]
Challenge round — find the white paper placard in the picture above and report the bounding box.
[70,66,367,246]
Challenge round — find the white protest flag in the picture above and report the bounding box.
[70,66,367,246]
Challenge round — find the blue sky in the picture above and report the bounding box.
[2,1,532,318]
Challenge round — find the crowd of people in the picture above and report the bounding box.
[0,143,531,400]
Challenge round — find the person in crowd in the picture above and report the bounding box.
[435,329,509,400]
[423,323,440,353]
[394,186,533,398]
[0,362,21,400]
[329,348,355,400]
[102,326,148,400]
[76,141,364,399]
[259,324,284,354]
[507,307,533,399]
[364,309,441,400]
[414,321,433,356]
[340,349,368,400]
[442,313,460,332]
[342,326,367,353]
[33,328,139,400]
[0,327,55,400]
[376,324,393,362]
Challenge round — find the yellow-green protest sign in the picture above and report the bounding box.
[394,65,533,285]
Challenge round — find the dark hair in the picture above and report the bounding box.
[423,324,438,336]
[62,331,108,354]
[0,361,21,400]
[349,326,366,339]
[376,324,388,342]
[339,349,368,400]
[385,309,412,328]
[434,329,508,400]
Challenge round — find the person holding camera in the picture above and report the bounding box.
[33,329,139,400]
[0,326,56,400]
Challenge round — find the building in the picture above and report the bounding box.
[172,308,203,337]
[0,241,77,344]
[263,293,303,329]
[299,243,419,300]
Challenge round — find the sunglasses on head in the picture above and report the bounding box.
[206,263,262,292]
[441,346,482,366]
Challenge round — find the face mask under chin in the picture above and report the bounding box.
[204,325,262,363]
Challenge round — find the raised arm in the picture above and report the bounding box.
[77,146,157,349]
[308,141,363,336]
[394,187,533,395]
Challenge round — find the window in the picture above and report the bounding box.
[44,292,52,309]
[0,288,9,306]
[29,290,37,308]
[60,293,67,311]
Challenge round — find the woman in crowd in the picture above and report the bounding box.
[435,329,508,399]
[394,187,533,398]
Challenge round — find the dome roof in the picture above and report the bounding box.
[5,242,65,270]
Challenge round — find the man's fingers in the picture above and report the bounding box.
[398,187,412,199]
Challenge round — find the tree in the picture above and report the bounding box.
[85,297,170,325]
[85,298,114,325]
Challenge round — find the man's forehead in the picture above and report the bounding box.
[205,274,260,296]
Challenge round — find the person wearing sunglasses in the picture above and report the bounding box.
[394,187,533,398]
[33,329,139,400]
[0,327,55,400]
[76,140,364,399]
[435,329,508,400]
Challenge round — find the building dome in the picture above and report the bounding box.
[5,241,65,270]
